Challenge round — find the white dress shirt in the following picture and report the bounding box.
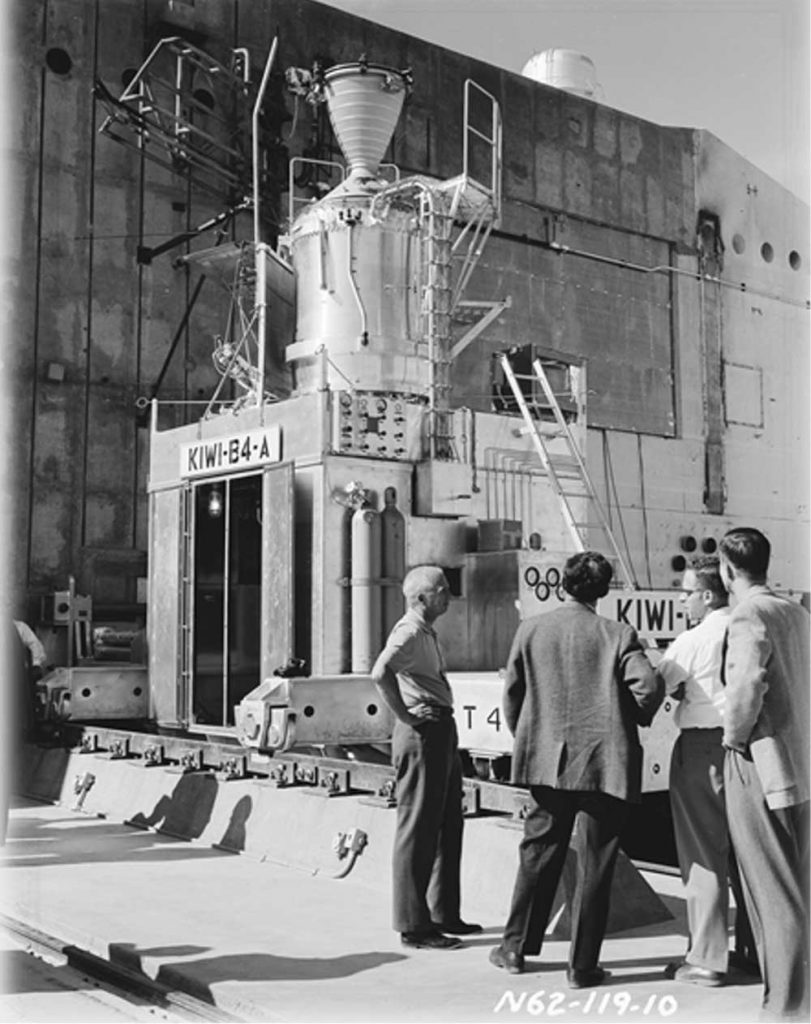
[657,606,730,729]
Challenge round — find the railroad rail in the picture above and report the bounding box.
[56,723,534,820]
[42,723,676,868]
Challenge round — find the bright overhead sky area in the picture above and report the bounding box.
[323,0,810,202]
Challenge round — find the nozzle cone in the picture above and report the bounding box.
[324,63,408,178]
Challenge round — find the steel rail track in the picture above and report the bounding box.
[57,723,534,818]
[0,912,243,1022]
[51,723,675,872]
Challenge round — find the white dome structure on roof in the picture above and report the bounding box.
[522,48,601,100]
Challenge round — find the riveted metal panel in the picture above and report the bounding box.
[149,486,183,724]
[261,462,295,681]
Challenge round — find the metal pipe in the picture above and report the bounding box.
[346,222,369,345]
[118,38,179,100]
[252,36,278,247]
[255,243,268,413]
[251,38,278,414]
[222,481,231,726]
[547,240,807,308]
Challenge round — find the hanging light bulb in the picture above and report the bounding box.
[208,484,224,519]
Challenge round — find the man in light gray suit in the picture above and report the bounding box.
[489,551,663,986]
[719,527,810,1021]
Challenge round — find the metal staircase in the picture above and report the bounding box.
[498,352,637,590]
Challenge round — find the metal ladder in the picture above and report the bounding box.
[498,352,637,590]
[419,192,455,459]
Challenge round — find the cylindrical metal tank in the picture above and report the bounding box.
[288,199,424,394]
[351,506,382,673]
[381,486,406,636]
[521,49,600,99]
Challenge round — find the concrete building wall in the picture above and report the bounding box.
[9,0,809,618]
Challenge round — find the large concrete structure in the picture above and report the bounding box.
[9,0,808,637]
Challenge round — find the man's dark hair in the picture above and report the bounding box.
[562,551,613,604]
[691,555,728,605]
[719,528,770,581]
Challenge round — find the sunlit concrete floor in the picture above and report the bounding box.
[1,797,765,1024]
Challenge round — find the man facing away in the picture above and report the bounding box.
[719,527,810,1021]
[489,551,663,985]
[656,556,754,987]
[371,565,481,950]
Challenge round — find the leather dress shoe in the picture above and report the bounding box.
[664,961,725,987]
[401,929,462,950]
[567,966,610,989]
[431,919,483,935]
[489,945,525,974]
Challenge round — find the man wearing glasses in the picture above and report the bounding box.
[657,556,753,986]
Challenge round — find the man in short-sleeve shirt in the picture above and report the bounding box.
[372,565,481,950]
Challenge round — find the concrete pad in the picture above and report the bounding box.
[1,797,764,1023]
[18,745,671,935]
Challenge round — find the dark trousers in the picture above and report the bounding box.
[502,786,628,968]
[725,750,810,1020]
[391,716,463,933]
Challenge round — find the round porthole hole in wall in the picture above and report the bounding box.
[193,88,215,111]
[732,234,746,254]
[46,47,73,76]
[760,242,774,263]
[789,250,802,271]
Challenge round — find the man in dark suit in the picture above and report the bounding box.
[719,527,809,1021]
[489,551,663,986]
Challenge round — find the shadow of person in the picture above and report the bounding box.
[127,771,218,841]
[216,794,252,853]
[153,950,408,1002]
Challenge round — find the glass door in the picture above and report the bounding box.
[189,473,262,727]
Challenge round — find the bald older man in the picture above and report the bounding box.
[371,565,481,950]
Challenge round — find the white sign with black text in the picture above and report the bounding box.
[180,426,281,479]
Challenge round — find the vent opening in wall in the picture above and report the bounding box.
[46,48,73,75]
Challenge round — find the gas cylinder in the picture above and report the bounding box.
[381,487,406,636]
[351,505,382,672]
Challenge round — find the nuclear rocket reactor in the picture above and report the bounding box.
[283,60,502,462]
[284,62,426,399]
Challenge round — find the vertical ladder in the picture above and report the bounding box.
[498,352,637,590]
[420,191,455,459]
